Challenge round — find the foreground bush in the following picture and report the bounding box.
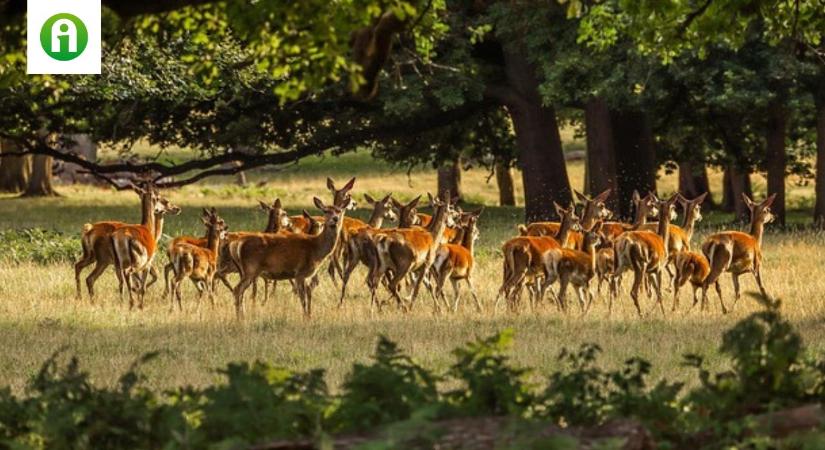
[0,229,79,265]
[1,296,825,449]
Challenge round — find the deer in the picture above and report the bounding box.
[541,222,605,314]
[168,208,228,311]
[75,183,180,302]
[110,187,181,310]
[163,198,292,299]
[701,193,776,313]
[370,193,455,312]
[611,193,679,317]
[230,197,345,319]
[430,207,483,313]
[391,196,423,228]
[672,250,710,312]
[338,193,397,306]
[522,189,612,249]
[494,202,578,312]
[640,192,708,279]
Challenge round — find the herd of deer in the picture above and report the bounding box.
[72,177,775,319]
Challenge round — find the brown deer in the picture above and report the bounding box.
[522,189,612,249]
[431,208,483,313]
[169,208,228,311]
[701,193,775,313]
[338,193,397,306]
[541,222,605,314]
[230,198,345,319]
[75,184,180,301]
[371,193,455,312]
[611,194,679,316]
[391,196,422,228]
[110,187,181,310]
[494,202,578,312]
[672,250,710,312]
[640,192,708,276]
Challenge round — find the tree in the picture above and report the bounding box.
[0,139,30,193]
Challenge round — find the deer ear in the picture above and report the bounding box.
[273,198,282,209]
[313,197,326,211]
[409,195,421,209]
[742,193,756,210]
[762,193,777,208]
[259,201,269,210]
[326,177,336,192]
[302,209,312,219]
[668,193,679,205]
[427,192,435,205]
[364,193,376,204]
[553,201,564,216]
[381,193,393,204]
[342,177,356,192]
[392,198,404,209]
[696,192,709,205]
[595,188,611,202]
[574,190,588,203]
[474,206,484,217]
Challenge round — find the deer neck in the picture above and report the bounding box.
[313,214,344,261]
[657,211,671,256]
[750,216,765,247]
[205,225,221,256]
[152,214,166,243]
[586,243,597,275]
[682,207,697,242]
[367,208,385,228]
[631,206,647,228]
[141,198,157,239]
[427,206,449,245]
[462,224,476,255]
[580,204,596,230]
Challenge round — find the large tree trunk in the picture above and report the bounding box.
[437,156,462,201]
[22,155,58,197]
[611,110,657,218]
[814,100,825,226]
[765,99,787,226]
[495,161,516,206]
[493,47,571,222]
[0,139,31,193]
[584,97,619,213]
[678,161,713,205]
[722,164,752,221]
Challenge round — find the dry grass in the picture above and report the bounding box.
[0,151,823,394]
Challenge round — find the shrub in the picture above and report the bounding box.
[0,229,79,265]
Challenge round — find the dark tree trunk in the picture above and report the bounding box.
[584,96,619,213]
[495,161,516,206]
[0,139,31,193]
[815,101,825,226]
[678,161,713,204]
[765,99,787,226]
[611,110,657,218]
[22,155,58,197]
[722,164,752,221]
[490,46,571,222]
[437,156,462,201]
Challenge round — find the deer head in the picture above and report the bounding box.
[313,197,345,233]
[327,177,357,210]
[154,195,181,216]
[365,193,397,222]
[743,193,777,226]
[392,195,421,228]
[575,188,613,225]
[259,198,292,230]
[554,201,580,231]
[677,192,708,224]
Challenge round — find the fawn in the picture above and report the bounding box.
[431,208,483,313]
[169,208,228,311]
[542,222,605,314]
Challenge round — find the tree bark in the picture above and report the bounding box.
[611,110,657,218]
[678,161,713,204]
[584,97,619,213]
[0,139,31,193]
[814,100,825,226]
[492,47,571,222]
[765,98,787,226]
[437,156,462,201]
[495,161,516,206]
[722,164,752,221]
[22,155,58,197]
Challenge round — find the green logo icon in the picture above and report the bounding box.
[39,13,88,61]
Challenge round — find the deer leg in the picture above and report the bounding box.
[467,277,483,313]
[451,278,462,313]
[302,278,313,319]
[74,253,95,300]
[654,270,665,315]
[339,248,359,308]
[557,276,569,313]
[714,281,727,314]
[145,266,159,289]
[233,273,257,320]
[629,270,643,317]
[754,268,769,300]
[84,261,108,302]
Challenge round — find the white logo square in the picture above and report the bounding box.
[27,0,101,74]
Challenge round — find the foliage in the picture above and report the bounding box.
[0,229,79,265]
[1,300,825,447]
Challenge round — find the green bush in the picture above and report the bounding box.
[1,296,824,449]
[0,229,79,265]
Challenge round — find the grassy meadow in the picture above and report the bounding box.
[1,142,825,394]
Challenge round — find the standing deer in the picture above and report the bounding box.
[75,184,179,301]
[672,250,710,312]
[701,193,776,313]
[371,193,455,312]
[431,208,483,313]
[494,202,578,312]
[522,189,612,249]
[169,208,228,311]
[542,222,604,313]
[611,194,679,316]
[230,197,345,319]
[338,193,397,306]
[391,196,422,228]
[110,187,181,310]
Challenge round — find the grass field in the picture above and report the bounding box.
[1,148,825,395]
